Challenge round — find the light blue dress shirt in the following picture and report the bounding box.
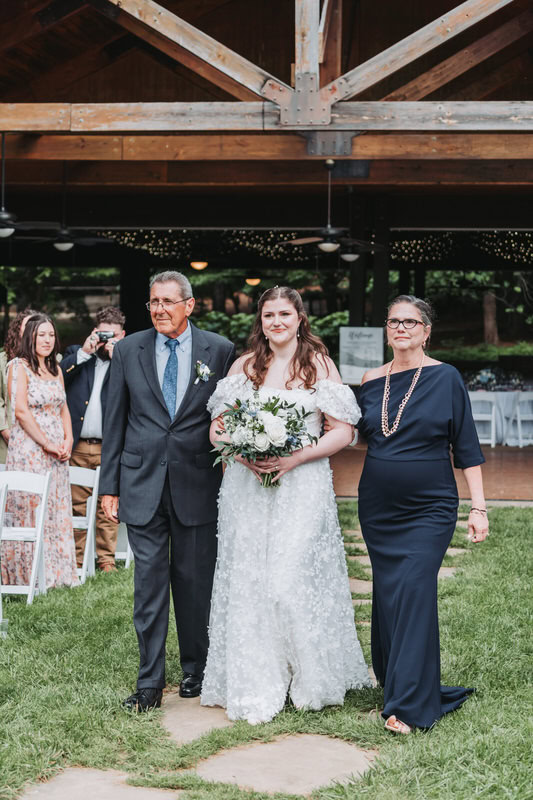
[155,322,192,416]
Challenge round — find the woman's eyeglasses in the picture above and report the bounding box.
[386,318,425,329]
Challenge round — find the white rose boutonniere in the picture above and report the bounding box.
[194,360,215,384]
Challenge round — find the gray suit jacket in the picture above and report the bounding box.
[99,324,235,526]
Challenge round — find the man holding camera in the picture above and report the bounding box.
[61,306,126,572]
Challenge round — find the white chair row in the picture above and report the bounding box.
[470,391,497,448]
[504,391,533,448]
[470,390,533,448]
[0,465,133,606]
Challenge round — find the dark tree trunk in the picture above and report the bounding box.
[483,291,499,345]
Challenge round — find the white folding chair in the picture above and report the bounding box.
[0,484,8,628]
[115,522,133,569]
[469,391,497,448]
[69,465,100,583]
[505,391,533,448]
[0,470,52,604]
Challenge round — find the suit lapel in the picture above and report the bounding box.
[137,329,169,417]
[170,324,210,427]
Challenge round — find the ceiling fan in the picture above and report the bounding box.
[14,163,114,251]
[278,159,385,259]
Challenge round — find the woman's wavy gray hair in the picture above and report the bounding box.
[387,295,434,327]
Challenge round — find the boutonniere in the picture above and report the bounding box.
[194,360,214,384]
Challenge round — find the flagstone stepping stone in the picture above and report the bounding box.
[20,769,178,800]
[438,566,457,579]
[162,693,233,744]
[352,598,372,607]
[354,555,372,567]
[194,734,376,795]
[343,529,361,535]
[455,522,468,530]
[447,547,468,557]
[358,620,371,626]
[349,578,373,594]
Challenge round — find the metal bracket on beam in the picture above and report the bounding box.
[303,130,362,156]
[280,73,330,125]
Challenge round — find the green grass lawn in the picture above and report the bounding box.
[0,504,531,800]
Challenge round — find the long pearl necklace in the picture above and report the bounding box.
[381,353,425,437]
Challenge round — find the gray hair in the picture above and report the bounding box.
[387,295,434,327]
[150,270,192,300]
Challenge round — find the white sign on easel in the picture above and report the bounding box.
[339,327,383,385]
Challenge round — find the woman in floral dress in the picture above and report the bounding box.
[1,314,79,589]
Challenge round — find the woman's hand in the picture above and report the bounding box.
[259,450,305,483]
[467,509,489,543]
[58,436,73,462]
[234,454,268,483]
[43,440,62,458]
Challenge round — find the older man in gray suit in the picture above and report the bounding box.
[100,270,235,711]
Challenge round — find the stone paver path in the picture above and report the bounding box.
[353,555,372,567]
[20,769,179,800]
[195,734,376,795]
[438,566,457,579]
[162,693,233,744]
[447,547,468,556]
[349,578,373,594]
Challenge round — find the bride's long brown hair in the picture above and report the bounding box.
[243,286,329,390]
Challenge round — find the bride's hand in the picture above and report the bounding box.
[270,450,304,482]
[234,454,266,483]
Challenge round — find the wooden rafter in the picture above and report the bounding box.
[451,50,533,99]
[319,0,342,87]
[0,0,86,55]
[5,133,533,161]
[6,159,533,186]
[384,9,533,100]
[2,101,533,132]
[89,0,292,102]
[295,0,320,80]
[322,0,517,102]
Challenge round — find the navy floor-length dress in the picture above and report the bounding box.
[357,363,484,729]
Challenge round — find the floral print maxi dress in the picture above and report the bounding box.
[0,359,79,589]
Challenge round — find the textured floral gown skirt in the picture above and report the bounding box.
[357,364,484,728]
[201,374,371,724]
[0,359,79,589]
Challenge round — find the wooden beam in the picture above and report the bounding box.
[4,101,533,133]
[295,0,320,79]
[89,0,292,102]
[384,10,533,100]
[322,0,517,102]
[0,0,86,55]
[450,50,533,99]
[6,160,533,186]
[4,132,533,161]
[319,0,342,87]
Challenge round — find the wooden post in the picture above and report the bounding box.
[120,264,151,333]
[398,267,411,296]
[349,258,367,326]
[414,266,426,299]
[370,198,390,327]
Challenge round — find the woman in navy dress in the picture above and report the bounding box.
[357,295,489,734]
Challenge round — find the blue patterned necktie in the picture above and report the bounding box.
[162,338,179,418]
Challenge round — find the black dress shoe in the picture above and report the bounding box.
[179,673,203,698]
[123,688,163,712]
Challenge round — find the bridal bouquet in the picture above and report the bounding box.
[213,392,317,487]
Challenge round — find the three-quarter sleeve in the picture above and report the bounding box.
[315,380,361,425]
[449,369,485,469]
[207,373,248,420]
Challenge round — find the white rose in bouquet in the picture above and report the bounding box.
[230,427,248,447]
[254,431,270,451]
[261,414,288,447]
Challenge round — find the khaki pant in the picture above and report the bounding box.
[70,439,118,568]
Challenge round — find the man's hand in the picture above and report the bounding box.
[82,328,99,355]
[104,339,116,359]
[1,430,9,445]
[101,494,120,523]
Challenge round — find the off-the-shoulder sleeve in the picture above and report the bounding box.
[207,373,248,419]
[315,380,361,425]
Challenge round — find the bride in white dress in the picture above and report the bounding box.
[201,287,371,724]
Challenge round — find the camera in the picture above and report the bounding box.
[97,331,115,342]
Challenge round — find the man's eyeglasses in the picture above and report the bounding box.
[145,298,191,311]
[386,318,425,329]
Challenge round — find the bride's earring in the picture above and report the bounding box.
[297,327,300,338]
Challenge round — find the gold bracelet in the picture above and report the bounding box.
[470,507,487,515]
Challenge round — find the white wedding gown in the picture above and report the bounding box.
[201,374,372,724]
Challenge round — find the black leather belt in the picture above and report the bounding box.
[79,437,102,445]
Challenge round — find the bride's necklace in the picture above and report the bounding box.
[381,353,425,438]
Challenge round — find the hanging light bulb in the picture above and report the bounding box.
[245,277,261,286]
[190,261,208,270]
[53,241,74,252]
[340,252,360,262]
[0,226,15,238]
[318,239,340,253]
